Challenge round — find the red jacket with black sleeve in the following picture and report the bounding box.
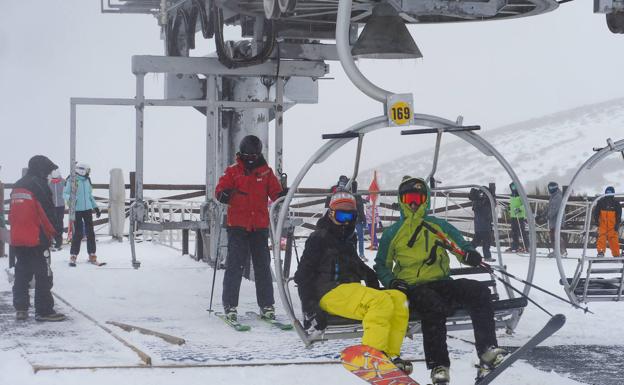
[215,156,283,231]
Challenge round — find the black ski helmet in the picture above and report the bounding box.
[398,176,427,196]
[239,135,262,155]
[547,181,559,194]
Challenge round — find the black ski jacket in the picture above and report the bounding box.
[593,196,622,227]
[472,197,493,232]
[294,214,379,314]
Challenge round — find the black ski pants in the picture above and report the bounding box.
[471,229,492,260]
[52,206,65,249]
[222,227,274,310]
[510,218,528,251]
[70,210,96,256]
[407,278,497,369]
[12,246,54,315]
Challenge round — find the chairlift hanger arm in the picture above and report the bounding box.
[400,125,481,136]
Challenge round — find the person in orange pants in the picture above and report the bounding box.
[294,190,411,374]
[593,186,622,257]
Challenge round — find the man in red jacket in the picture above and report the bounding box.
[215,135,285,322]
[9,155,66,322]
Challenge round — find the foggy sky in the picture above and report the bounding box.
[1,1,622,189]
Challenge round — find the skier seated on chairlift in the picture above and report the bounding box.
[592,186,622,258]
[294,190,413,374]
[374,176,507,384]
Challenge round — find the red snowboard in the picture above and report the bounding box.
[341,345,421,385]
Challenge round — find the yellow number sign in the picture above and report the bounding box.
[389,101,412,126]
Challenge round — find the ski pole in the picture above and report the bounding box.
[481,262,593,314]
[207,212,224,314]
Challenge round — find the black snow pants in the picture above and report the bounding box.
[407,278,497,369]
[70,210,96,256]
[471,230,492,260]
[222,227,274,309]
[12,246,55,316]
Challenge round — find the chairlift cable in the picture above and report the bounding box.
[481,262,593,314]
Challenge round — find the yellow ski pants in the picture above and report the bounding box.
[319,283,409,356]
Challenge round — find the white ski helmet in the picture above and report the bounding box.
[75,163,90,176]
[50,169,61,179]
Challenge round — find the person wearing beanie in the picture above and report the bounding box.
[48,169,66,251]
[215,135,286,322]
[9,155,65,322]
[592,186,622,257]
[294,190,412,375]
[506,182,529,253]
[374,176,506,384]
[546,182,567,257]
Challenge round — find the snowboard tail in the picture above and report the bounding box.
[341,345,420,385]
[475,313,566,385]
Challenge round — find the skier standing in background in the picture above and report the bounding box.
[295,190,412,374]
[10,155,65,322]
[593,186,621,257]
[546,181,567,257]
[215,135,285,322]
[48,169,65,251]
[375,176,507,384]
[469,187,494,262]
[64,163,101,266]
[507,182,528,253]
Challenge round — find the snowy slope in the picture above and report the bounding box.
[359,97,624,195]
[3,238,624,385]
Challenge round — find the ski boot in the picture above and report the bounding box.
[69,255,77,267]
[476,346,509,381]
[224,306,237,322]
[35,312,66,322]
[16,310,28,321]
[260,305,275,320]
[430,365,450,384]
[391,356,413,375]
[597,252,605,258]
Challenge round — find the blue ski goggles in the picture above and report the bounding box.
[334,210,357,224]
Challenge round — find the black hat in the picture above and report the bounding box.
[27,155,57,178]
[239,135,263,155]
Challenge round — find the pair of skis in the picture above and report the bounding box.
[69,260,106,267]
[215,311,293,332]
[342,314,566,385]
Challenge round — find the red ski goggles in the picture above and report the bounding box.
[334,210,357,224]
[400,192,427,206]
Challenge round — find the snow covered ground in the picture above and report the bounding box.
[1,237,622,385]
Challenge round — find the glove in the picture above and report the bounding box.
[278,187,290,198]
[389,279,410,295]
[217,189,234,204]
[303,311,327,331]
[94,207,101,218]
[463,249,482,267]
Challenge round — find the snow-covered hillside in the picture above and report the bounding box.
[360,98,624,195]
